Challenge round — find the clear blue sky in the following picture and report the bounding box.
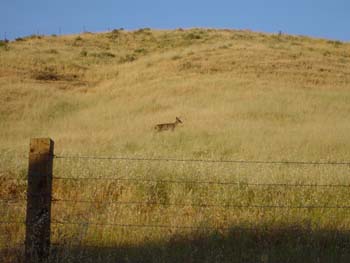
[1,0,349,41]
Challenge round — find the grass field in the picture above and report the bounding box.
[1,28,350,262]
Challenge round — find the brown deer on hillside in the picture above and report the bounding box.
[154,117,183,132]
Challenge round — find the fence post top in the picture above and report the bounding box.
[30,138,54,143]
[29,138,54,154]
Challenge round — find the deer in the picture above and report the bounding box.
[154,117,183,132]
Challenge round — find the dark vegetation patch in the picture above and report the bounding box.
[119,54,137,63]
[328,40,343,48]
[47,49,59,54]
[107,28,124,40]
[184,32,202,40]
[171,55,182,60]
[323,50,332,57]
[0,40,9,50]
[90,51,116,58]
[134,28,152,35]
[32,67,80,82]
[134,48,148,55]
[15,37,25,42]
[24,34,43,40]
[80,50,88,57]
[179,61,199,71]
[33,70,60,81]
[73,36,84,46]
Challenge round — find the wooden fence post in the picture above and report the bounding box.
[25,138,54,263]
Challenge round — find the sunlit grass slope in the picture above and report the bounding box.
[1,28,350,262]
[1,28,349,158]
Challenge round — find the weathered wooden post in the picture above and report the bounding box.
[25,138,54,263]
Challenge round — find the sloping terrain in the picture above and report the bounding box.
[1,28,349,158]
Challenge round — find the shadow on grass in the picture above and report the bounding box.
[2,225,350,263]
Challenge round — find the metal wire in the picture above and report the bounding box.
[53,154,350,166]
[0,221,25,225]
[2,152,349,237]
[51,220,233,230]
[52,199,350,210]
[53,176,350,188]
[0,177,26,181]
[0,198,26,203]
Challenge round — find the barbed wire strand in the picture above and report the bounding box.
[0,198,26,203]
[51,220,350,232]
[52,220,234,230]
[53,154,350,166]
[53,176,350,188]
[0,176,26,181]
[0,221,25,225]
[52,199,350,210]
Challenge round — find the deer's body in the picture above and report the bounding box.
[155,117,183,132]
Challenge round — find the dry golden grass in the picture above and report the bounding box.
[1,28,350,262]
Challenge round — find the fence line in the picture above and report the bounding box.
[2,138,350,262]
[49,220,350,232]
[4,195,350,211]
[0,177,26,181]
[0,221,25,225]
[53,176,350,188]
[0,198,26,203]
[53,154,350,166]
[51,220,240,231]
[51,199,350,210]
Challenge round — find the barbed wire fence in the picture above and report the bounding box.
[2,151,350,226]
[1,138,350,262]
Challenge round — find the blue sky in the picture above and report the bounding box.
[1,0,349,41]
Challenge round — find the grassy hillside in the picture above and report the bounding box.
[1,28,350,157]
[1,28,350,262]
